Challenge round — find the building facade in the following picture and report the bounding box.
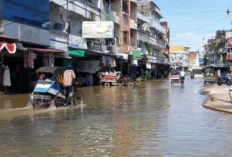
[170,45,189,69]
[0,0,170,93]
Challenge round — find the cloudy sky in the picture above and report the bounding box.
[151,0,232,51]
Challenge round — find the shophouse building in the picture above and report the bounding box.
[136,0,169,79]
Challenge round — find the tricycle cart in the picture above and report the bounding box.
[29,67,84,108]
[204,67,216,85]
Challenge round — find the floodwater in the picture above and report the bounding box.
[1,78,232,157]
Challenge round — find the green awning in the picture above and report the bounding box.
[133,50,141,58]
[145,43,151,55]
[69,48,85,57]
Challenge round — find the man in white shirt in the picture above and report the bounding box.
[180,70,186,79]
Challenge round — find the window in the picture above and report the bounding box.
[3,0,50,29]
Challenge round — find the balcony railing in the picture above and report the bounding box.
[137,30,149,43]
[87,39,102,52]
[50,30,68,43]
[111,11,120,24]
[149,36,165,49]
[51,0,101,21]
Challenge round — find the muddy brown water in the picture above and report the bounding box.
[1,78,232,157]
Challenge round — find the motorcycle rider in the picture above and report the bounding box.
[180,69,186,83]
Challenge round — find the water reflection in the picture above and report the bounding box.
[2,78,232,156]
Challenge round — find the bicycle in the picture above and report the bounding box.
[54,83,84,108]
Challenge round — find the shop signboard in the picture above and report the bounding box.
[146,63,151,69]
[69,35,87,49]
[199,58,203,64]
[133,49,141,58]
[82,21,114,38]
[226,37,232,48]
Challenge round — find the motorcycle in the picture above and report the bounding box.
[190,71,194,79]
[217,73,232,86]
[117,75,133,86]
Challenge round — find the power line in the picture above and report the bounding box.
[164,9,225,16]
[172,15,232,37]
[161,0,180,10]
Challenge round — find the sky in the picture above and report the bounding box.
[150,0,232,51]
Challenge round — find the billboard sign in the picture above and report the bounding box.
[82,21,114,38]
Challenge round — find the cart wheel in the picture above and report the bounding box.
[217,82,222,86]
[54,91,65,108]
[104,82,110,86]
[73,90,84,105]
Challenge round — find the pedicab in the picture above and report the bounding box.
[30,67,84,108]
[170,68,182,86]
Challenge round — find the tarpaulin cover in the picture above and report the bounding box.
[75,60,100,73]
[36,67,65,77]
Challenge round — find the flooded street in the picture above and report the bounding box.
[1,78,232,157]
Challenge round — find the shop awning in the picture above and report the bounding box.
[0,42,16,54]
[0,35,19,42]
[16,43,27,51]
[69,48,85,57]
[27,48,64,53]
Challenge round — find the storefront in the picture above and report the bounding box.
[0,35,18,94]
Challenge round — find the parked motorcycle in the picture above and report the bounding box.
[217,73,232,86]
[117,75,133,86]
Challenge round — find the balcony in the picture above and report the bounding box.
[51,0,101,21]
[149,36,165,49]
[130,19,137,30]
[50,30,68,52]
[50,30,68,43]
[137,30,149,43]
[111,11,120,25]
[149,21,166,34]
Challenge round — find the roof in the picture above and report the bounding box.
[188,52,197,59]
[36,67,65,77]
[27,48,64,53]
[160,22,168,27]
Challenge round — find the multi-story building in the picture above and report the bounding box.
[0,0,170,93]
[135,0,169,79]
[188,51,200,70]
[204,30,229,68]
[170,45,189,69]
[160,21,170,64]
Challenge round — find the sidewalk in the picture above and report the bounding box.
[202,84,232,113]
